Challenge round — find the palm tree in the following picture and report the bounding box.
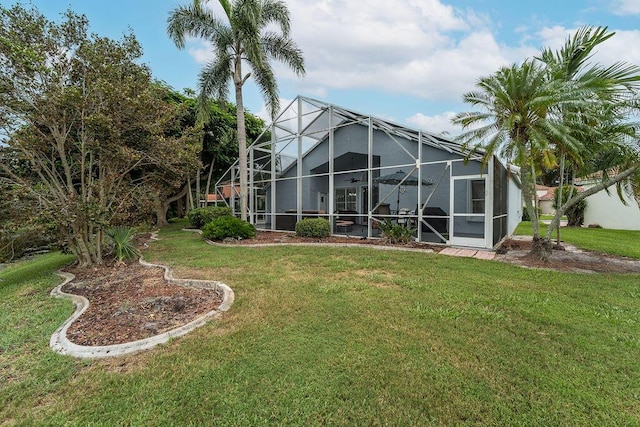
[454,27,640,261]
[453,59,588,259]
[167,0,305,220]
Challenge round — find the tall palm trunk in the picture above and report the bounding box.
[524,159,553,261]
[556,153,565,246]
[234,59,248,221]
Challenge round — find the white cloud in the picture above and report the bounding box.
[282,0,537,102]
[188,43,214,64]
[591,29,640,66]
[183,0,538,105]
[406,111,462,136]
[611,0,640,15]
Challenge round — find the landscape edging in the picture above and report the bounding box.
[49,258,234,359]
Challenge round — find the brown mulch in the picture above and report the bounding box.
[221,230,442,250]
[61,261,223,347]
[59,230,640,348]
[496,238,640,274]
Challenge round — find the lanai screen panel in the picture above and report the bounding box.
[331,120,372,226]
[417,161,451,243]
[371,122,419,231]
[492,158,509,246]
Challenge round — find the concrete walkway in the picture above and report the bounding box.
[438,247,496,260]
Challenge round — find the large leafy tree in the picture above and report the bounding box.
[0,5,201,266]
[453,27,640,261]
[167,0,305,220]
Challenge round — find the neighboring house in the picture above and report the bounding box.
[200,184,240,207]
[577,178,640,230]
[216,96,522,249]
[535,185,556,215]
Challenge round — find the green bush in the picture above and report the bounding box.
[553,185,587,227]
[378,220,414,244]
[106,226,139,263]
[202,216,256,241]
[521,206,542,222]
[187,206,233,229]
[295,218,331,238]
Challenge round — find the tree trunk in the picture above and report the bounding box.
[176,195,183,217]
[155,182,191,226]
[531,236,553,262]
[187,177,195,211]
[556,153,565,246]
[548,164,639,238]
[234,59,248,221]
[537,164,640,261]
[521,160,538,235]
[523,157,552,261]
[196,169,201,208]
[155,195,169,227]
[204,156,216,206]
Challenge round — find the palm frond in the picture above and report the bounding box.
[537,26,614,79]
[250,60,279,119]
[261,33,305,76]
[216,0,233,19]
[167,2,229,49]
[197,55,232,122]
[261,0,291,36]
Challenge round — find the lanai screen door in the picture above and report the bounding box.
[450,175,487,247]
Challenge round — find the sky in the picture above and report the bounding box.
[4,0,640,136]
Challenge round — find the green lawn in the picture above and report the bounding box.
[2,223,640,425]
[516,221,640,258]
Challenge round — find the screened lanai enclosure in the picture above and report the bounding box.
[215,96,522,249]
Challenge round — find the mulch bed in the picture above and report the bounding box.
[62,262,223,346]
[217,230,443,251]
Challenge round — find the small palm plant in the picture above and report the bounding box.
[378,220,415,244]
[106,226,139,264]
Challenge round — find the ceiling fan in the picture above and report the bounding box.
[345,172,365,183]
[343,157,364,182]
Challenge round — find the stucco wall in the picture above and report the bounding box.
[507,175,522,235]
[583,184,640,230]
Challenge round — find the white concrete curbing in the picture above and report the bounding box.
[50,254,234,359]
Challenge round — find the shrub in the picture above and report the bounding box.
[378,220,414,244]
[553,185,587,227]
[202,216,256,241]
[521,206,542,222]
[295,218,331,238]
[106,226,139,263]
[187,206,233,229]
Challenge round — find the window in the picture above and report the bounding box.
[336,187,357,211]
[470,180,485,213]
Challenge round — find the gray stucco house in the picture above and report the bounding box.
[215,96,522,249]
